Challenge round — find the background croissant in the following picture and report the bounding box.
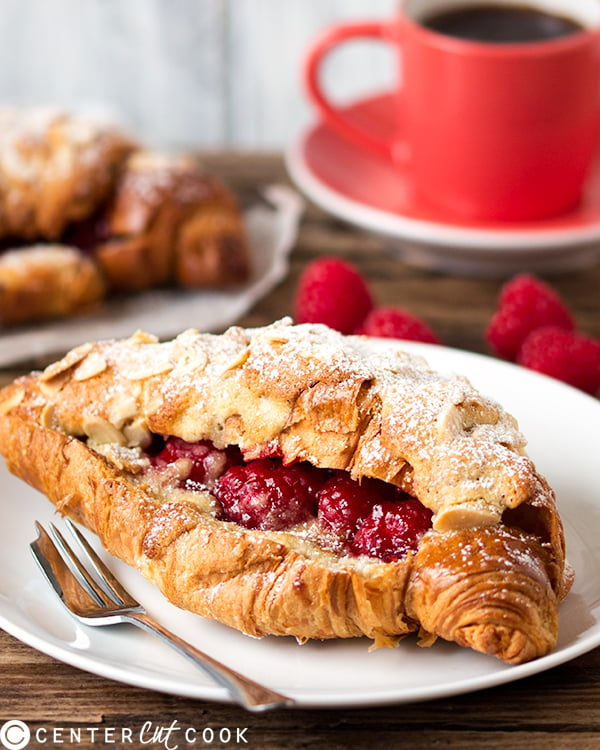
[0,108,250,327]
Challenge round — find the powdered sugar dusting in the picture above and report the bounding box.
[0,107,118,181]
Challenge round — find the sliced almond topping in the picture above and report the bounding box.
[172,335,208,372]
[264,334,291,346]
[122,354,174,381]
[123,418,151,448]
[82,415,125,445]
[0,388,24,414]
[38,371,71,398]
[40,342,94,382]
[89,442,149,473]
[435,404,464,439]
[220,348,249,373]
[182,348,208,372]
[40,402,55,428]
[73,352,108,381]
[130,330,159,345]
[433,502,501,532]
[109,393,139,427]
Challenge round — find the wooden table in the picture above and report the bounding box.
[1,154,599,750]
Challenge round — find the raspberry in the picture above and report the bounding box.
[65,211,111,253]
[350,498,433,562]
[355,306,439,344]
[151,437,243,487]
[317,473,398,541]
[517,326,600,395]
[293,257,373,334]
[486,274,574,360]
[214,458,322,531]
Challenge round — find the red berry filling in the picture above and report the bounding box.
[318,473,398,540]
[63,207,115,255]
[148,436,432,560]
[317,472,374,541]
[213,459,324,531]
[150,436,243,488]
[317,472,431,558]
[350,498,433,562]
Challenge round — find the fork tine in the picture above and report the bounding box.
[48,523,113,608]
[31,522,106,616]
[30,522,68,600]
[64,518,137,608]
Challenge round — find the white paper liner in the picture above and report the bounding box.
[0,184,303,367]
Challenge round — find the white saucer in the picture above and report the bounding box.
[286,93,600,277]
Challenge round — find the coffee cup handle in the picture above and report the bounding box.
[303,21,398,161]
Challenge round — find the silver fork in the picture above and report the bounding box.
[30,519,294,712]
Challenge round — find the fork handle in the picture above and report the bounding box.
[124,611,294,712]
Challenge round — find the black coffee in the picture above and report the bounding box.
[423,4,584,43]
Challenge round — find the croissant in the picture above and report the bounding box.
[0,244,106,326]
[87,151,250,292]
[0,320,572,664]
[0,108,250,326]
[0,107,133,240]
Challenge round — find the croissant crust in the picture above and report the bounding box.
[0,320,572,663]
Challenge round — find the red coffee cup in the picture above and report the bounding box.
[304,0,600,222]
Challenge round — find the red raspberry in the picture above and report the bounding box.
[151,437,243,487]
[486,274,574,360]
[294,257,373,334]
[65,211,111,253]
[355,306,439,344]
[351,498,433,562]
[214,459,322,531]
[517,326,600,395]
[317,473,398,541]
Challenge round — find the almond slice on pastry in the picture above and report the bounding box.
[0,319,572,664]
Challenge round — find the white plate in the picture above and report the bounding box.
[286,93,600,277]
[1,343,599,708]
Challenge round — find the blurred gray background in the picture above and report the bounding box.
[0,0,396,149]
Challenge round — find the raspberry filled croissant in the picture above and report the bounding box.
[81,151,250,292]
[0,320,572,664]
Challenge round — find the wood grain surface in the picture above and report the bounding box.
[1,153,599,750]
